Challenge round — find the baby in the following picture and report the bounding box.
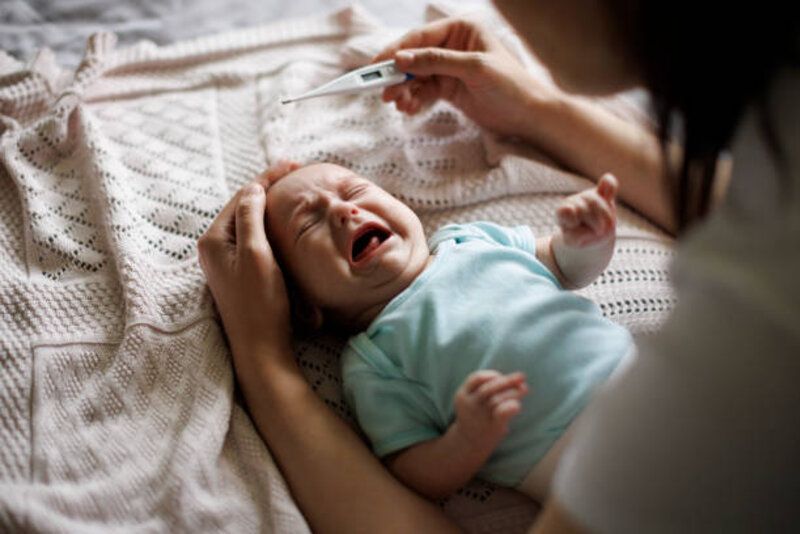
[262,162,631,502]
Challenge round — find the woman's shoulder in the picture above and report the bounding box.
[669,65,800,354]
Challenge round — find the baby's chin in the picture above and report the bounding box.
[367,245,430,292]
[363,257,431,327]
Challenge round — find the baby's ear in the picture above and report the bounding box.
[292,297,324,335]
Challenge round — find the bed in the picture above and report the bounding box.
[0,1,674,532]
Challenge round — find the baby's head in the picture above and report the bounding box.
[264,163,430,333]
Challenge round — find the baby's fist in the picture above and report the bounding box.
[453,370,528,447]
[556,174,618,248]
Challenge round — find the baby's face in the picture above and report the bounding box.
[265,163,430,328]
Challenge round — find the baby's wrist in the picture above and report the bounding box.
[449,419,503,456]
[551,231,615,289]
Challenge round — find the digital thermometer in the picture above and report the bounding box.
[280,60,413,104]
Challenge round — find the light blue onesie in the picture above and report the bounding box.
[341,222,631,487]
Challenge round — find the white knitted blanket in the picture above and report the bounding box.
[0,4,674,532]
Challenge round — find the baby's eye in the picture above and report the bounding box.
[297,216,319,239]
[346,184,368,199]
[300,219,315,234]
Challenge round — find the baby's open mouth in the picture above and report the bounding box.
[351,226,391,263]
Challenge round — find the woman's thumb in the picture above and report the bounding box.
[395,48,482,80]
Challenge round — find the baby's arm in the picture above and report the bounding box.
[385,371,528,500]
[536,174,618,289]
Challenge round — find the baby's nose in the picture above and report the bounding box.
[331,201,359,226]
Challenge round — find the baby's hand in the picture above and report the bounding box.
[556,174,618,248]
[453,370,528,448]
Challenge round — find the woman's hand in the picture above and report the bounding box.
[197,163,299,363]
[373,17,560,140]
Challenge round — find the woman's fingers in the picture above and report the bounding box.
[198,187,242,269]
[394,85,414,113]
[372,17,464,63]
[382,83,407,103]
[374,18,486,79]
[374,18,489,115]
[199,178,271,275]
[383,77,442,113]
[196,176,295,362]
[384,74,459,116]
[235,183,268,254]
[394,48,484,81]
[409,78,448,113]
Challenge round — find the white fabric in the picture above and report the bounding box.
[554,68,800,532]
[0,4,675,532]
[0,0,490,68]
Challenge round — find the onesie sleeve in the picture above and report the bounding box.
[342,349,442,458]
[428,221,536,254]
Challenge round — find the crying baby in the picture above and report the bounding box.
[262,162,632,501]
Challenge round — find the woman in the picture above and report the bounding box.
[198,1,799,531]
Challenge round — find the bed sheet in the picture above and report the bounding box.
[2,0,490,68]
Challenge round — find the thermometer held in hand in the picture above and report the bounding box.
[280,60,413,105]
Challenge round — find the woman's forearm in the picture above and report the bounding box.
[232,340,460,534]
[523,92,677,234]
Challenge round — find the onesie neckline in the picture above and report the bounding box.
[362,239,455,336]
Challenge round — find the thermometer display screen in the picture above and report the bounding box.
[361,71,383,82]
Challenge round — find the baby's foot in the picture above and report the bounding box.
[551,174,618,288]
[453,370,528,449]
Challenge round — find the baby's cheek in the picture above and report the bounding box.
[295,241,335,281]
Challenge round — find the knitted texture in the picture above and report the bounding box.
[0,4,674,532]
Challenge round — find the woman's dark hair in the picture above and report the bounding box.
[610,2,798,232]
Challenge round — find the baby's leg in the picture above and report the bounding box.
[516,419,579,502]
[516,345,638,502]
